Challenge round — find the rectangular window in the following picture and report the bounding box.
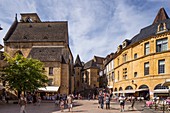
[112,72,114,80]
[134,53,137,59]
[158,60,165,74]
[49,67,53,75]
[123,54,127,62]
[123,68,127,79]
[117,58,119,65]
[144,62,149,75]
[134,72,137,77]
[156,38,168,52]
[145,42,150,55]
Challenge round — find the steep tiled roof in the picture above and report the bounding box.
[4,22,68,43]
[84,60,98,69]
[3,16,18,41]
[103,53,114,66]
[153,7,169,24]
[127,8,170,48]
[74,54,82,67]
[94,56,104,64]
[27,47,67,62]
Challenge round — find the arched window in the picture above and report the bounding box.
[154,84,168,90]
[119,87,123,91]
[139,85,149,89]
[159,23,164,31]
[125,86,133,90]
[15,50,23,56]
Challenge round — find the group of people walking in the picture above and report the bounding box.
[18,93,42,113]
[97,92,136,112]
[98,92,112,109]
[59,94,74,112]
[18,93,74,113]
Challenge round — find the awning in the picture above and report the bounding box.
[153,89,169,93]
[136,88,149,92]
[113,90,135,94]
[161,79,170,86]
[107,86,113,89]
[124,90,136,93]
[113,91,123,94]
[38,86,59,92]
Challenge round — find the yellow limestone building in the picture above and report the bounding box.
[3,13,74,94]
[113,8,170,98]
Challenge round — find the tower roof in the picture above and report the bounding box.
[153,7,169,24]
[74,54,82,67]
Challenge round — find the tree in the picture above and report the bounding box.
[2,53,48,97]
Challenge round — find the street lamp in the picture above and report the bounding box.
[132,80,137,89]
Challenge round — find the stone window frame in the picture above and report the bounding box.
[144,42,150,55]
[49,67,53,75]
[134,72,138,77]
[158,59,165,74]
[144,62,149,75]
[156,38,168,52]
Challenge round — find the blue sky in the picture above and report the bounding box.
[0,0,170,62]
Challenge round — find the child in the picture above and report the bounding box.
[60,99,64,112]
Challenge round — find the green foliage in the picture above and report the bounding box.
[3,53,48,92]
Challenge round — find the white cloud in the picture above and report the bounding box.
[0,0,169,62]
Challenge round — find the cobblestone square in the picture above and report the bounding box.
[0,99,165,113]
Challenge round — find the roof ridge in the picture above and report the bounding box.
[153,7,169,24]
[74,54,82,67]
[3,16,18,41]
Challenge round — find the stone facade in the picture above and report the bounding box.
[104,8,170,98]
[3,13,73,95]
[74,55,104,94]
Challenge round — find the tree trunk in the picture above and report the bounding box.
[18,90,21,99]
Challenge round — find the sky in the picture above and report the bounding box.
[0,0,170,62]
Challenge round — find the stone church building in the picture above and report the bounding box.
[3,13,74,94]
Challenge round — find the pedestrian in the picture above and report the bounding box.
[67,94,73,112]
[128,96,135,110]
[60,99,64,112]
[100,94,104,109]
[98,95,101,108]
[88,93,91,100]
[32,93,37,105]
[18,94,27,113]
[37,95,41,106]
[5,93,9,103]
[105,94,110,109]
[119,95,126,112]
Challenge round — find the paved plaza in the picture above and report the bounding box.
[0,99,165,113]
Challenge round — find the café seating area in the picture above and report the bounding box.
[145,97,170,112]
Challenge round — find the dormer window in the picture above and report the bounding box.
[157,22,167,34]
[23,36,27,39]
[159,23,164,31]
[26,17,33,23]
[117,45,122,53]
[123,41,127,48]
